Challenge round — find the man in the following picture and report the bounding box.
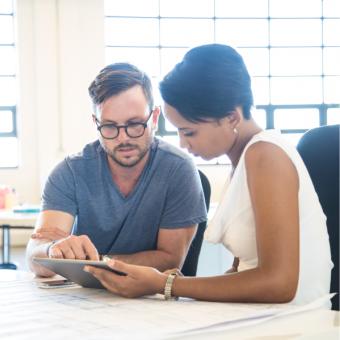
[26,63,207,277]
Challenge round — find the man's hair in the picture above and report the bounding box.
[159,44,253,122]
[88,62,154,111]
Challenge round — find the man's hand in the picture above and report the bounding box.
[31,226,69,241]
[48,235,99,261]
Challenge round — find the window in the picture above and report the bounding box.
[104,0,340,164]
[0,0,17,168]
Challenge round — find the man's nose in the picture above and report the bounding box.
[116,127,130,142]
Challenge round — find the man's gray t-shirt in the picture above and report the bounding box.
[42,138,207,255]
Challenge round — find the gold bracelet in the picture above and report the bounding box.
[164,272,178,300]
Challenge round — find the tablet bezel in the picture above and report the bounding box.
[33,257,126,289]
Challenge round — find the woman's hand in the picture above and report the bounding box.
[163,268,183,276]
[84,260,168,298]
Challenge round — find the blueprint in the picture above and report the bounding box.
[0,278,332,340]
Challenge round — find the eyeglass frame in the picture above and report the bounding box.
[94,110,154,140]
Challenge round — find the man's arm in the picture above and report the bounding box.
[109,225,197,271]
[26,210,74,277]
[27,210,100,277]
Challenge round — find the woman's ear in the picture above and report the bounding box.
[227,107,242,130]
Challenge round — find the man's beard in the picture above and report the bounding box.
[103,141,150,168]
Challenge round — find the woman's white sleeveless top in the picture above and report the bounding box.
[205,130,333,305]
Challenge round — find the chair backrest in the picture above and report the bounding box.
[181,170,211,276]
[297,124,339,310]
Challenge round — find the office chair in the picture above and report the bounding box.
[297,124,339,311]
[181,170,211,276]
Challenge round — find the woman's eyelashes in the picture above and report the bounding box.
[181,130,196,137]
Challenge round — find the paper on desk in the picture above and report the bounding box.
[169,293,334,338]
[0,279,332,340]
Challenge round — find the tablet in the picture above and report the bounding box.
[33,257,126,289]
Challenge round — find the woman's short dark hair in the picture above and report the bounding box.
[159,44,253,122]
[89,62,154,111]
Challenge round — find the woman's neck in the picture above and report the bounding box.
[228,119,262,169]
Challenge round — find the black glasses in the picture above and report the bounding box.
[95,111,153,139]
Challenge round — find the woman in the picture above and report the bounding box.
[85,44,333,305]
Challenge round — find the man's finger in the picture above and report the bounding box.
[49,246,64,259]
[81,236,99,260]
[31,232,62,240]
[36,226,68,235]
[31,228,68,240]
[69,240,87,260]
[57,243,77,259]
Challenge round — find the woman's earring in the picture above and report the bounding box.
[233,128,238,134]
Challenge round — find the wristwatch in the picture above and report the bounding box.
[164,272,178,300]
[46,240,57,256]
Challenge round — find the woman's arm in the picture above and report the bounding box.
[171,142,300,302]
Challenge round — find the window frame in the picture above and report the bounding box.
[0,0,17,168]
[0,106,16,137]
[104,0,340,152]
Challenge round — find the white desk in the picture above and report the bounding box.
[0,270,338,340]
[0,210,38,269]
[0,268,34,281]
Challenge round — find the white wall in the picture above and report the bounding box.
[1,0,105,205]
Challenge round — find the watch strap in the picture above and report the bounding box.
[164,272,178,300]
